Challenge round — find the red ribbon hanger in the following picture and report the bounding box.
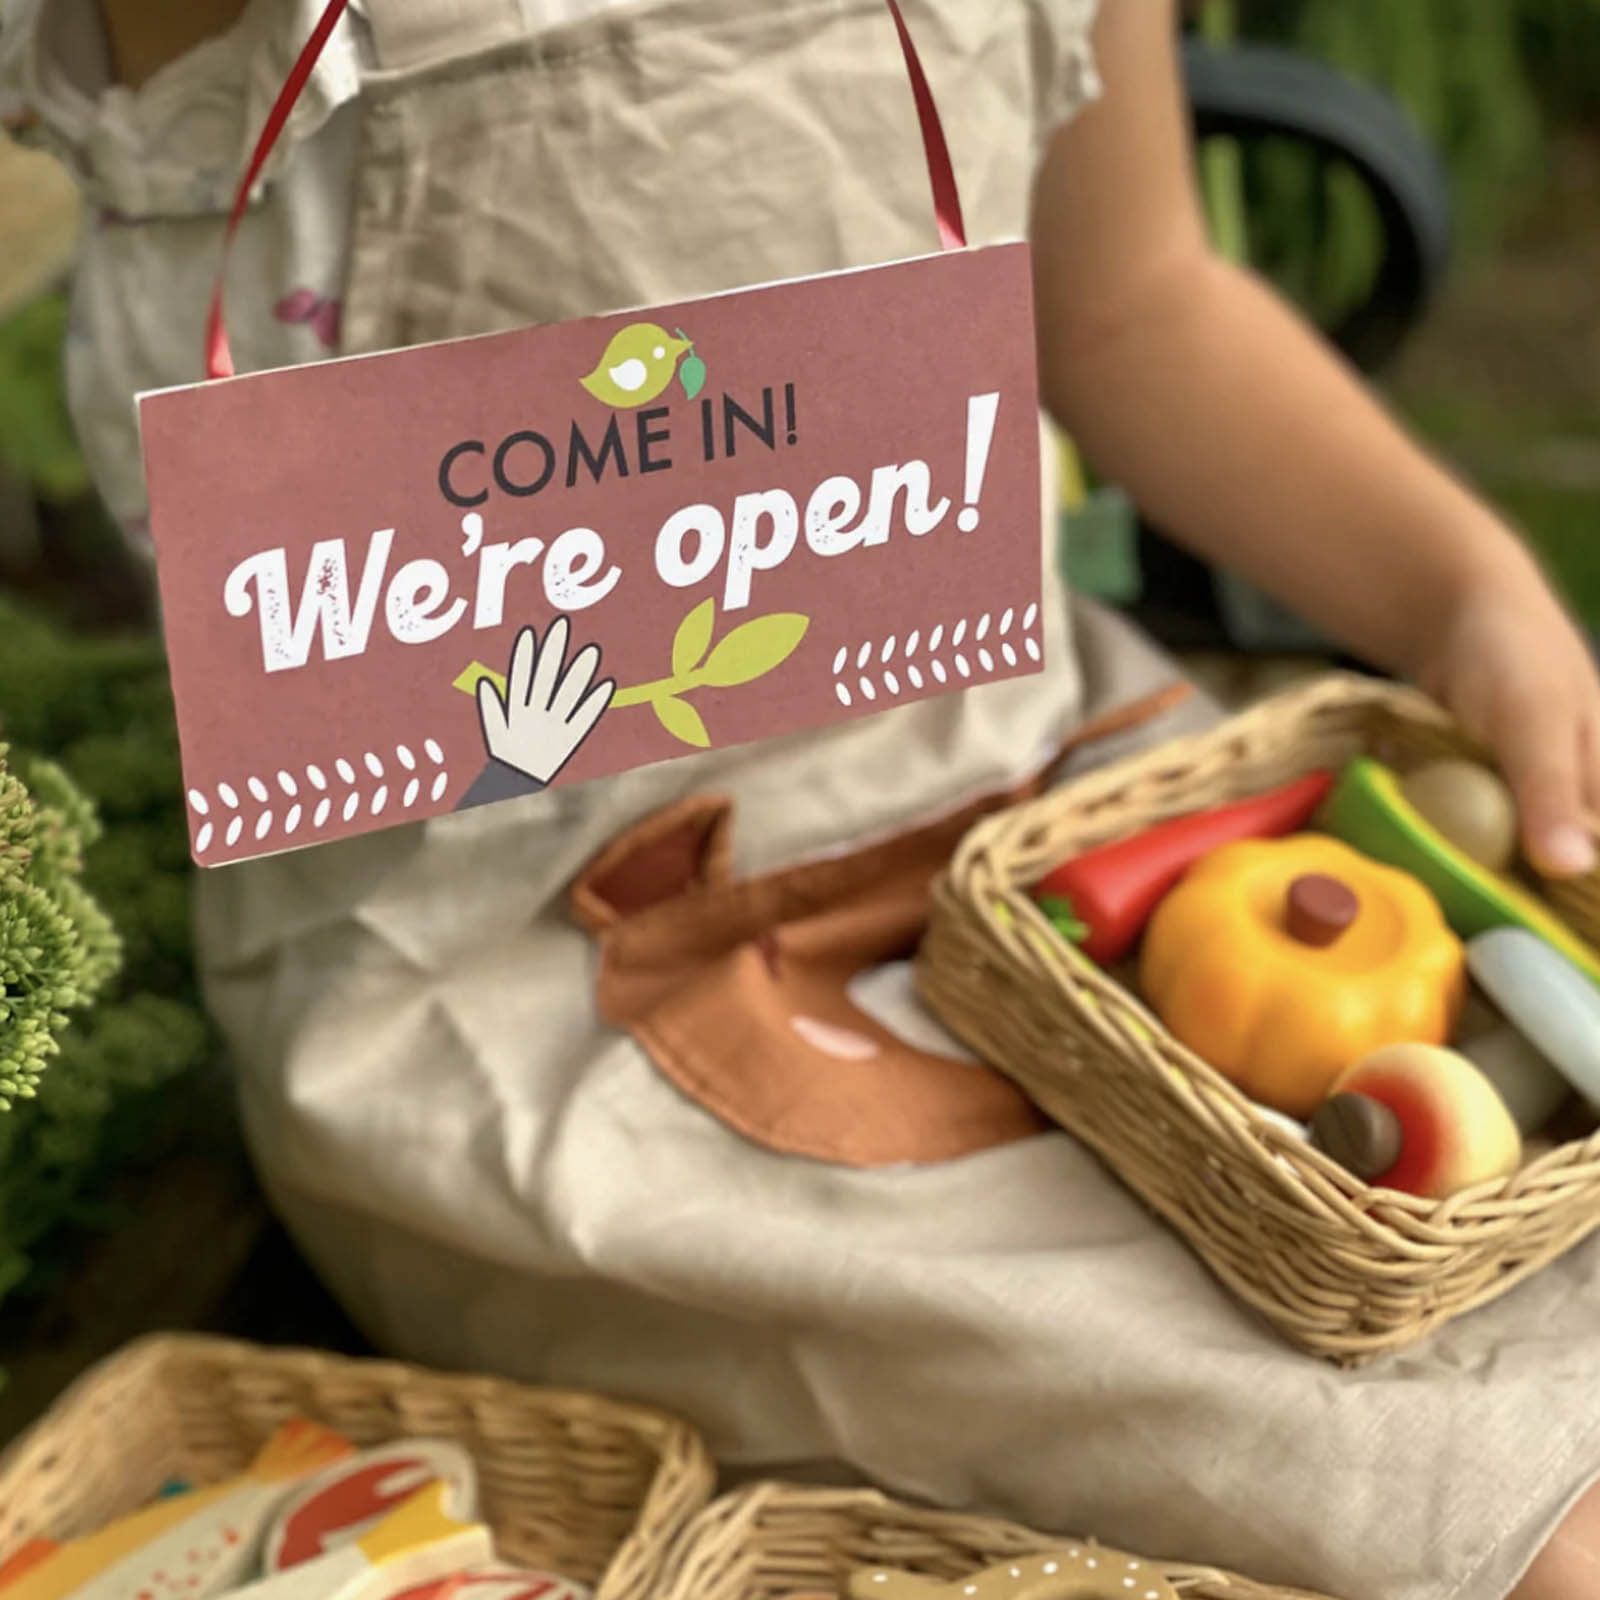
[203,0,968,381]
[884,0,967,252]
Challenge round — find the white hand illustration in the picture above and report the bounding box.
[476,617,615,785]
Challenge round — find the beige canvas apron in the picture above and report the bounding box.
[194,6,1600,1599]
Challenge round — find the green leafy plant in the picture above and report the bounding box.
[0,598,211,1310]
[0,751,119,1109]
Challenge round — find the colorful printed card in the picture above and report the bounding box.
[139,244,1042,867]
[0,1420,352,1600]
[264,1442,478,1572]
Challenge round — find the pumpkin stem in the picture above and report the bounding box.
[1285,873,1359,947]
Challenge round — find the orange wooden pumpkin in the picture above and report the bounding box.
[1139,834,1465,1117]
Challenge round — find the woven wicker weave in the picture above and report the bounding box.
[650,1482,1329,1600]
[918,673,1600,1363]
[0,1335,715,1600]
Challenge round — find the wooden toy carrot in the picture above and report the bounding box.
[1031,769,1334,965]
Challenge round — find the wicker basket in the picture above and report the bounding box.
[0,1335,715,1600]
[918,673,1600,1363]
[650,1482,1330,1600]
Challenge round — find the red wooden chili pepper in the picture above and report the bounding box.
[1032,769,1335,965]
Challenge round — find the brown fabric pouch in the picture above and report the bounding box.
[570,682,1191,1166]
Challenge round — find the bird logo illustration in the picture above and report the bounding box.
[581,321,706,407]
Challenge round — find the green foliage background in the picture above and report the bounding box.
[1123,1,1600,631]
[0,600,209,1313]
[1217,0,1600,326]
[0,295,87,503]
[0,753,119,1115]
[1256,0,1600,625]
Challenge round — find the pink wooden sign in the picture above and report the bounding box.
[139,243,1042,867]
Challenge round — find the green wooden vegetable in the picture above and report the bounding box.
[1319,757,1600,986]
[1399,759,1517,871]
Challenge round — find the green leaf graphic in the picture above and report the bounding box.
[654,695,711,748]
[454,661,505,697]
[679,353,707,400]
[699,613,809,687]
[671,598,716,677]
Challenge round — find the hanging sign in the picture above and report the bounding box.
[139,242,1043,866]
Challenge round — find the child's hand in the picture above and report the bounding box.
[1417,577,1600,879]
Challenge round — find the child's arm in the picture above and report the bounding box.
[1031,0,1600,878]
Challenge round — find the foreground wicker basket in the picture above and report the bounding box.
[650,1482,1329,1600]
[0,1335,715,1600]
[919,673,1600,1363]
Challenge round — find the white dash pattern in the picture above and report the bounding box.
[194,739,449,854]
[828,604,1039,704]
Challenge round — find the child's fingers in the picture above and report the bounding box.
[1497,697,1597,878]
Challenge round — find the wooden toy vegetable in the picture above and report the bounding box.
[1320,757,1600,984]
[1399,760,1518,871]
[1460,1023,1570,1135]
[1468,927,1600,1110]
[1310,1043,1522,1197]
[1139,833,1464,1116]
[1030,770,1333,965]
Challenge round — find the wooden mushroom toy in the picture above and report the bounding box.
[1310,1042,1522,1197]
